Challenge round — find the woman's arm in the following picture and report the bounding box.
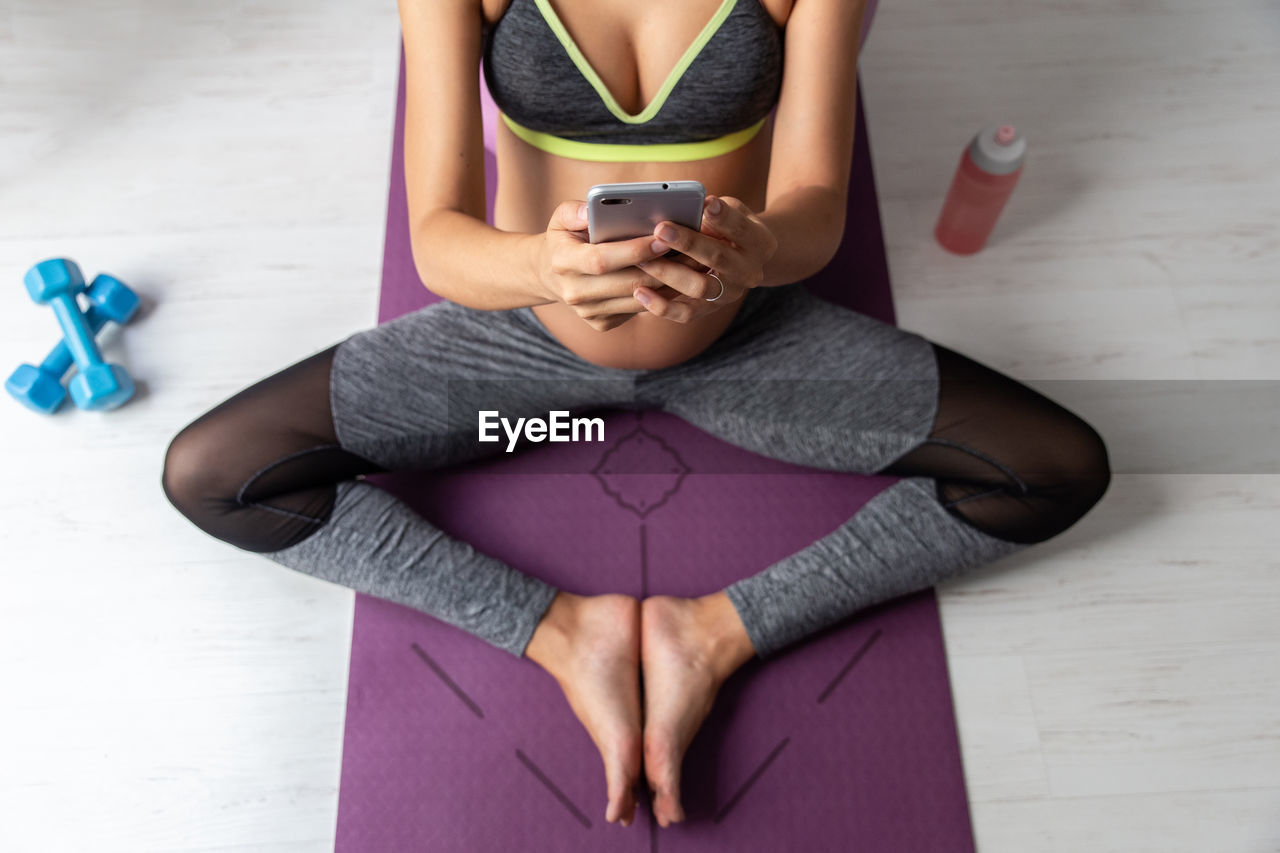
[756,0,869,287]
[397,0,548,309]
[626,0,869,320]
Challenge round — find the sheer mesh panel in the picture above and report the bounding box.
[162,341,1110,555]
[884,344,1111,544]
[162,345,385,552]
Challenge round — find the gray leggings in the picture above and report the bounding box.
[162,284,1110,659]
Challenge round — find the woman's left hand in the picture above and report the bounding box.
[633,195,777,324]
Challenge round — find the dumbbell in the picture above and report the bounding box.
[20,258,136,411]
[7,273,141,414]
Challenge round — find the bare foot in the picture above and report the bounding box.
[640,592,756,827]
[525,592,643,827]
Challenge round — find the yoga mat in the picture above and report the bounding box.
[336,29,976,853]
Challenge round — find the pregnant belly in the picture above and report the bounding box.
[529,299,744,370]
[494,105,772,370]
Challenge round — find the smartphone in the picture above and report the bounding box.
[587,180,705,258]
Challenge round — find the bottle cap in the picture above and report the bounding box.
[969,124,1026,175]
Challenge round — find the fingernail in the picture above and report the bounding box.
[707,196,722,215]
[578,203,588,221]
[634,288,652,306]
[650,239,666,254]
[656,224,677,242]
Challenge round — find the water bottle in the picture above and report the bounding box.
[934,124,1026,255]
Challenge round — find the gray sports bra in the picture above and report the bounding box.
[482,0,784,162]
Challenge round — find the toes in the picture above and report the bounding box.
[605,787,635,825]
[653,789,685,827]
[644,735,685,826]
[605,770,638,826]
[605,733,643,826]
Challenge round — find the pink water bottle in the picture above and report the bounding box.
[934,124,1026,254]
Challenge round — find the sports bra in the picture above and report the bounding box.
[482,0,784,162]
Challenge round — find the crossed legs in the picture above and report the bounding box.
[162,292,1110,829]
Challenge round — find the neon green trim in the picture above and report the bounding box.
[532,0,737,124]
[500,110,766,162]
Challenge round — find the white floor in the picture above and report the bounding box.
[1,0,1276,850]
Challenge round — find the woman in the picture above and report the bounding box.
[162,0,1110,831]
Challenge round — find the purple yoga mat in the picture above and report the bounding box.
[335,46,975,853]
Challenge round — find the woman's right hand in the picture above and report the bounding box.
[535,200,674,332]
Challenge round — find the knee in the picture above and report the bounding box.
[1025,413,1111,541]
[1060,415,1111,507]
[161,419,234,524]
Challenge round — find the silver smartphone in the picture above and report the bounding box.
[587,180,705,257]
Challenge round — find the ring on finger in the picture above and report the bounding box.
[704,269,725,302]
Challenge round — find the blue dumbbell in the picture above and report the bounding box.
[7,274,141,414]
[22,258,136,411]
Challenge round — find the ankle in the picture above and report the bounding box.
[525,591,583,675]
[692,592,756,681]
